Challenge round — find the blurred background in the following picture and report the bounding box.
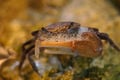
[0,0,120,80]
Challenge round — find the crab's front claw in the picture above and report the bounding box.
[73,40,103,58]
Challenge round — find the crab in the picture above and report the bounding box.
[19,22,120,76]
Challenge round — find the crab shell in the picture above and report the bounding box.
[44,22,80,33]
[38,31,103,58]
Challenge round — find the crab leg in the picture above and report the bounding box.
[22,39,35,52]
[98,33,120,51]
[19,44,34,70]
[27,48,41,76]
[35,39,41,58]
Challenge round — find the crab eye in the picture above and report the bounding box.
[41,27,50,33]
[68,27,79,34]
[67,22,74,29]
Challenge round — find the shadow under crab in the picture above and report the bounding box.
[19,22,120,77]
